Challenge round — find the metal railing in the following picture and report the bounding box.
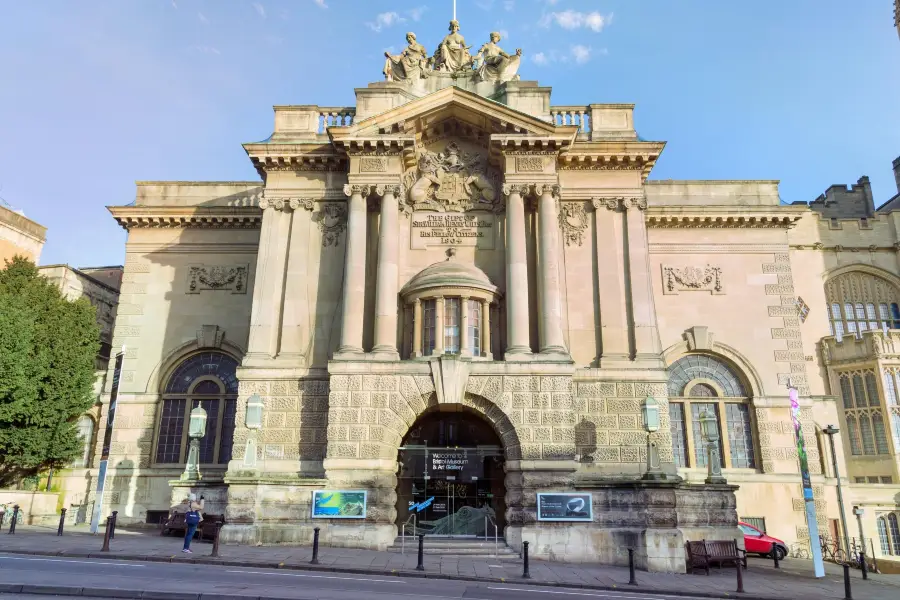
[484,514,499,557]
[401,513,417,554]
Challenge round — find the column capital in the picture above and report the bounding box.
[259,196,314,211]
[502,183,530,197]
[622,196,648,211]
[374,183,403,197]
[534,183,561,199]
[343,184,372,197]
[592,197,623,212]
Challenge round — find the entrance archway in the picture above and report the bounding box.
[396,406,506,539]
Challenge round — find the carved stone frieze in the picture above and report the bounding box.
[187,264,248,294]
[558,202,588,247]
[314,203,349,247]
[359,157,387,172]
[516,156,545,172]
[259,197,313,211]
[404,142,499,213]
[662,264,724,295]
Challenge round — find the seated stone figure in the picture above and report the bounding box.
[474,32,522,83]
[384,32,429,82]
[433,20,473,73]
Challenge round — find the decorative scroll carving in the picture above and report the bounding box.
[187,265,248,294]
[516,156,544,172]
[502,183,531,197]
[374,184,403,197]
[662,265,724,295]
[343,184,372,197]
[315,203,348,247]
[196,324,225,349]
[594,197,645,212]
[360,157,387,173]
[404,142,498,213]
[558,202,588,247]
[534,183,561,199]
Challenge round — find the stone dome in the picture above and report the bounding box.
[402,257,498,296]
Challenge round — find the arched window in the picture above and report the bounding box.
[837,370,891,455]
[667,354,756,471]
[155,352,239,466]
[825,271,900,341]
[878,517,892,555]
[72,416,95,468]
[890,514,900,555]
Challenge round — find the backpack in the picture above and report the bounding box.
[185,511,201,526]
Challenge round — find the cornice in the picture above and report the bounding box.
[645,206,805,229]
[109,206,262,230]
[243,142,347,176]
[557,141,665,181]
[791,243,900,253]
[330,136,416,155]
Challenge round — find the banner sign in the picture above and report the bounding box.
[790,385,825,578]
[536,493,593,522]
[311,490,367,519]
[90,350,124,534]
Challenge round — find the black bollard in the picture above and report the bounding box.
[522,541,531,579]
[416,534,425,571]
[211,521,223,558]
[109,511,118,539]
[100,517,112,552]
[859,552,868,580]
[735,559,744,594]
[773,546,780,569]
[628,548,637,585]
[311,527,320,565]
[8,505,19,534]
[57,508,67,536]
[843,563,853,600]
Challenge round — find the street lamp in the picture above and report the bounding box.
[699,408,726,484]
[242,394,264,468]
[853,506,868,579]
[641,397,664,480]
[181,403,207,481]
[823,425,851,555]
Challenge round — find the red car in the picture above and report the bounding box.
[740,522,787,560]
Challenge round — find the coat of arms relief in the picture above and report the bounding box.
[403,141,501,213]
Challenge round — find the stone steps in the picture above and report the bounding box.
[389,537,519,558]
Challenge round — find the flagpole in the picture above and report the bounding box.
[453,0,456,20]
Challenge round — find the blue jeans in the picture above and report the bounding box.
[184,523,198,550]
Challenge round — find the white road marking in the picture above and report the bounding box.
[487,586,689,600]
[0,556,145,568]
[225,569,404,584]
[488,564,504,567]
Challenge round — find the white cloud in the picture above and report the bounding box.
[476,0,496,10]
[197,11,209,24]
[570,44,591,64]
[194,45,220,55]
[253,2,266,18]
[312,0,328,7]
[497,29,510,41]
[171,0,178,9]
[532,52,549,66]
[541,10,611,33]
[407,6,427,21]
[504,1,514,10]
[366,11,405,32]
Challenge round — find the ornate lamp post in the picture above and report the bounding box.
[641,396,664,480]
[243,394,264,468]
[181,403,207,481]
[699,408,726,484]
[823,425,851,555]
[853,505,868,579]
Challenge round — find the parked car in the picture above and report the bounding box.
[739,521,787,560]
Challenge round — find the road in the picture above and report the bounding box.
[0,554,711,600]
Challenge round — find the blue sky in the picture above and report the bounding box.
[1,0,898,267]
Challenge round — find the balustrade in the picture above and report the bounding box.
[550,106,591,133]
[317,107,356,133]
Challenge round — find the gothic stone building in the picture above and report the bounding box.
[86,40,900,571]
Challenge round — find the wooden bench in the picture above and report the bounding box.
[686,539,747,575]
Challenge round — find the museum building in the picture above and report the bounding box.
[78,21,900,572]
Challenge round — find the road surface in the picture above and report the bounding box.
[0,553,712,600]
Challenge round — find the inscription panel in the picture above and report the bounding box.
[410,212,495,249]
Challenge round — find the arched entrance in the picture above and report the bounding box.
[396,406,506,539]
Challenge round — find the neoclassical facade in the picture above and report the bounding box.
[77,22,900,572]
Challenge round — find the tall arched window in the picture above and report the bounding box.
[667,354,756,470]
[836,370,891,455]
[72,416,95,468]
[825,271,900,341]
[155,352,239,466]
[890,514,900,555]
[878,516,892,555]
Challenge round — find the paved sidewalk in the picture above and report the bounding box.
[1,524,898,600]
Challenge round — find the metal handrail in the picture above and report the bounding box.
[401,513,417,554]
[484,514,499,557]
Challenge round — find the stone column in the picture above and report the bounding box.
[535,184,567,356]
[623,196,663,362]
[592,198,630,363]
[435,296,445,356]
[372,184,401,358]
[337,184,370,356]
[279,199,315,364]
[412,299,423,358]
[460,295,470,356]
[246,197,296,361]
[481,299,492,359]
[502,184,532,359]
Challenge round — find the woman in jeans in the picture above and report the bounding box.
[182,494,204,553]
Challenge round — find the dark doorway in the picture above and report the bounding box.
[396,407,506,539]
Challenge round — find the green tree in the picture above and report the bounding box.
[0,256,100,488]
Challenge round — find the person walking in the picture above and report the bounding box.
[182,493,204,554]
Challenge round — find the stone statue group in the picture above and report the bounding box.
[384,20,522,84]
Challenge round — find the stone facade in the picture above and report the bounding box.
[0,203,45,265]
[82,27,900,571]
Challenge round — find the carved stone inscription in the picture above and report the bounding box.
[410,212,495,249]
